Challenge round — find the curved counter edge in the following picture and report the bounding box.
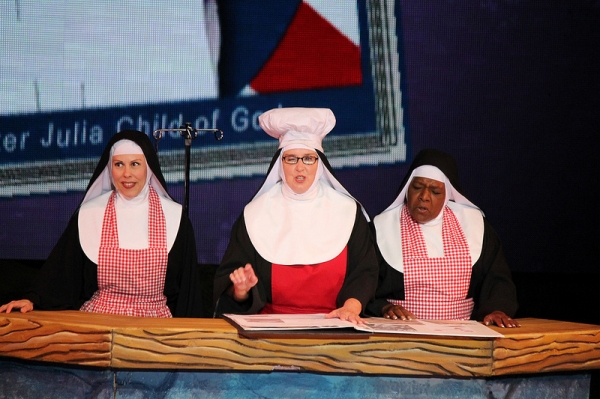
[1,311,599,377]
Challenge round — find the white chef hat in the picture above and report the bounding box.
[258,107,336,152]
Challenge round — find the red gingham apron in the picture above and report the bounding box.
[388,205,473,320]
[260,247,347,314]
[80,186,171,318]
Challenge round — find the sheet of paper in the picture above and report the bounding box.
[223,313,356,330]
[360,318,504,338]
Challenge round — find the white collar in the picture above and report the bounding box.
[244,182,356,265]
[373,202,484,272]
[78,190,182,263]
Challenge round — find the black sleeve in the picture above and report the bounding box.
[365,222,406,317]
[469,218,519,320]
[337,204,379,314]
[164,212,205,318]
[212,213,269,316]
[25,212,98,310]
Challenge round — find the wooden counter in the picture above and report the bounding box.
[1,311,599,377]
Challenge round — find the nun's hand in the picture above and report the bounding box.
[483,311,520,328]
[0,299,34,313]
[229,264,258,302]
[382,304,416,321]
[326,298,364,325]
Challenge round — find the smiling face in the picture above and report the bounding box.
[406,176,446,223]
[111,153,148,199]
[281,149,319,194]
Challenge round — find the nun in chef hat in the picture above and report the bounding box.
[213,107,378,324]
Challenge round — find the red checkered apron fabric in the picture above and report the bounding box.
[80,186,171,317]
[387,205,474,320]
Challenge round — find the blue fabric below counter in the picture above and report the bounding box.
[0,358,591,399]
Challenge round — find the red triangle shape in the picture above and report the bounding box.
[250,2,362,93]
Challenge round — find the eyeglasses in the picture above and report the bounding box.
[282,155,319,165]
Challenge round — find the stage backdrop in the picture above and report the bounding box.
[1,1,598,274]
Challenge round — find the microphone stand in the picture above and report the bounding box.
[153,123,224,215]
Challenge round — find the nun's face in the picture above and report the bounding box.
[282,149,318,194]
[406,176,446,223]
[111,154,148,199]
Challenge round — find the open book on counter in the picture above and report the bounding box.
[223,313,504,338]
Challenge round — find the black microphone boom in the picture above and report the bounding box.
[153,124,224,215]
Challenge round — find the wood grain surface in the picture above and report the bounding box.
[1,311,598,377]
